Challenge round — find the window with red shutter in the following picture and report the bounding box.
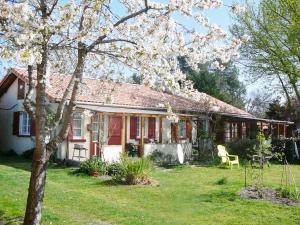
[12,111,20,135]
[148,117,156,139]
[130,117,137,139]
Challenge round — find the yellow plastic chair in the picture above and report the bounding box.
[217,145,239,169]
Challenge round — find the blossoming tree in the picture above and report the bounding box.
[0,0,243,224]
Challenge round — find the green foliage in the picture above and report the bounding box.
[226,138,258,160]
[107,162,124,181]
[255,132,272,156]
[231,0,300,105]
[216,177,228,185]
[148,150,177,166]
[114,155,153,184]
[1,149,18,157]
[271,139,297,162]
[21,148,35,159]
[125,143,139,157]
[78,158,107,175]
[266,100,298,127]
[277,187,299,201]
[178,58,246,109]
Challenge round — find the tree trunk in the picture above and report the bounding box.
[23,157,48,225]
[276,73,291,107]
[24,48,48,225]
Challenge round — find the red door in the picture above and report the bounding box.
[108,116,122,145]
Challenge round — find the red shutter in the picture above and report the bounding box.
[30,116,36,136]
[13,111,20,135]
[108,116,122,145]
[130,117,137,139]
[148,117,156,139]
[186,120,192,141]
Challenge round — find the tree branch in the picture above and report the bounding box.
[23,65,36,119]
[87,4,150,51]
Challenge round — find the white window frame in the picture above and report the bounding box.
[73,112,83,139]
[136,117,141,138]
[19,112,31,136]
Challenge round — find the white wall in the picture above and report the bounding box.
[102,145,122,163]
[162,118,172,144]
[144,143,192,164]
[0,78,35,154]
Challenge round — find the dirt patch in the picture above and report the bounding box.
[240,187,300,206]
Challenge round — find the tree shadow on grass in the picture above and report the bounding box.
[0,210,23,225]
[0,155,68,173]
[0,155,31,172]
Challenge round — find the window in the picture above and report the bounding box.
[178,120,186,138]
[17,79,25,99]
[92,115,98,142]
[242,122,247,138]
[136,117,141,138]
[73,112,83,139]
[19,112,31,135]
[224,122,238,142]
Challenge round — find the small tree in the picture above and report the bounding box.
[231,0,300,105]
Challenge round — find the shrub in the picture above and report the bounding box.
[3,149,19,157]
[107,162,124,181]
[78,158,107,176]
[112,156,153,184]
[271,139,295,162]
[148,150,164,165]
[277,187,299,201]
[21,148,35,159]
[148,150,177,166]
[125,143,138,157]
[226,138,258,160]
[121,156,153,184]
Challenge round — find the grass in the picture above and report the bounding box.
[0,156,300,225]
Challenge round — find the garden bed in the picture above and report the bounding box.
[240,187,300,206]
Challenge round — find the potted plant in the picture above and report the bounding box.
[79,158,106,177]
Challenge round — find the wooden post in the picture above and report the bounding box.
[140,117,145,156]
[159,117,163,144]
[121,114,126,153]
[238,122,242,139]
[283,123,286,138]
[260,121,263,131]
[277,123,280,138]
[98,113,103,158]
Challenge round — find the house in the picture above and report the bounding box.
[0,68,293,163]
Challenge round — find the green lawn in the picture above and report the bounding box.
[0,156,300,225]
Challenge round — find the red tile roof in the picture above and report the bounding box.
[3,68,254,118]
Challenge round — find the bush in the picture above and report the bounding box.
[107,162,124,181]
[277,187,299,201]
[226,138,258,160]
[78,158,107,176]
[21,148,35,159]
[271,139,295,162]
[2,149,19,157]
[148,150,177,166]
[111,155,153,184]
[125,143,138,157]
[121,156,153,184]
